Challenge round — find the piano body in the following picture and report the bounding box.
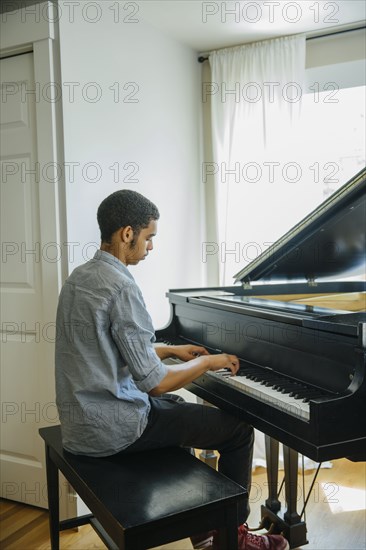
[156,167,366,547]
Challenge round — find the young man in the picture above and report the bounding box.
[55,190,289,550]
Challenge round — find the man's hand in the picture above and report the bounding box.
[171,344,210,362]
[170,347,239,376]
[206,353,239,376]
[154,344,209,361]
[149,351,240,396]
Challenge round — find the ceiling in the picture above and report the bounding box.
[139,0,365,52]
[1,1,364,52]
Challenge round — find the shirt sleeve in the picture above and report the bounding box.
[110,282,168,393]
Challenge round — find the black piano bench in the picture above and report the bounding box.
[39,426,246,550]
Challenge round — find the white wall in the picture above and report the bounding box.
[305,28,366,91]
[306,28,366,68]
[58,2,203,328]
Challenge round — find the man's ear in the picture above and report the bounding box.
[120,226,134,243]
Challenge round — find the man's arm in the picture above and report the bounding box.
[155,344,209,361]
[149,353,239,396]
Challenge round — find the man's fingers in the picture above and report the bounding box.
[193,346,209,356]
[191,346,209,357]
[207,352,239,374]
[227,363,239,375]
[226,355,239,374]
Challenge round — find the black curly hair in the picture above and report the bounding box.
[97,190,160,244]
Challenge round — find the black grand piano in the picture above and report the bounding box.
[156,167,366,548]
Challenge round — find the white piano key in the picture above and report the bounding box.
[207,371,310,421]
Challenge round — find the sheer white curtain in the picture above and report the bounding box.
[209,35,332,470]
[209,34,306,284]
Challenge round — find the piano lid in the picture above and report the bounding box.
[234,167,366,284]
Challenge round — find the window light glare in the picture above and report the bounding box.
[322,483,366,514]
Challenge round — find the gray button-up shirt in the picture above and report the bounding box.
[55,250,168,456]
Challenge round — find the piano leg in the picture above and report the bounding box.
[265,435,281,513]
[283,445,302,525]
[260,438,308,549]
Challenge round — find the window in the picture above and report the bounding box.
[219,61,365,285]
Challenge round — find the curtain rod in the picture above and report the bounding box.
[197,24,365,62]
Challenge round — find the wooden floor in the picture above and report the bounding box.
[0,458,365,550]
[249,458,366,550]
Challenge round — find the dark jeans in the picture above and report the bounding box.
[119,394,254,523]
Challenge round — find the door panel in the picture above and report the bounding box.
[1,52,58,509]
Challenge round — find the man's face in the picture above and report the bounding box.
[126,220,157,265]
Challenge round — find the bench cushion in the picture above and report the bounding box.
[40,425,246,538]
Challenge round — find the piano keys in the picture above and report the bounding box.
[156,167,366,547]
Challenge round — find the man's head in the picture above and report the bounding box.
[97,190,159,265]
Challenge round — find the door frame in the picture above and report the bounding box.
[1,0,73,518]
[1,0,68,298]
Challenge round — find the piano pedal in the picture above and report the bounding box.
[247,520,267,532]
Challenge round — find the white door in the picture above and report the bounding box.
[0,52,68,512]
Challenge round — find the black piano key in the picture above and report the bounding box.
[293,389,320,399]
[241,368,263,374]
[236,367,326,403]
[288,385,309,397]
[250,375,263,382]
[261,376,278,386]
[279,386,297,394]
[273,383,295,391]
[300,392,324,402]
[279,386,300,393]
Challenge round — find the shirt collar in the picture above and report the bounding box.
[93,250,134,280]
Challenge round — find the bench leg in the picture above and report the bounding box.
[45,444,60,550]
[216,504,239,550]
